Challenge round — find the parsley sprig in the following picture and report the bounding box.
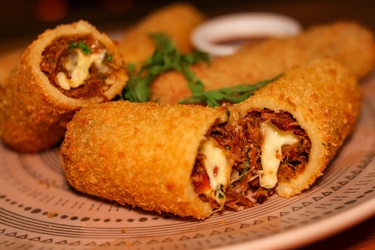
[122,33,209,102]
[121,32,277,106]
[179,75,280,107]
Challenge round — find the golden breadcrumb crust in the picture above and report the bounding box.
[0,48,23,86]
[151,21,374,104]
[61,101,228,219]
[61,58,361,218]
[0,20,129,153]
[230,58,361,197]
[118,2,206,66]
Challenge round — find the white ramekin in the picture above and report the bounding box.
[191,12,302,57]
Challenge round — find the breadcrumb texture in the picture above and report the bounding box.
[61,101,228,219]
[0,48,23,86]
[0,48,24,134]
[231,58,362,197]
[0,20,129,153]
[118,2,206,66]
[151,21,374,104]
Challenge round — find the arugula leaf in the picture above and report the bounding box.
[122,64,150,102]
[122,32,277,105]
[179,75,280,107]
[122,33,209,102]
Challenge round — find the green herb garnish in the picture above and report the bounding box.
[122,32,278,104]
[179,75,280,107]
[104,52,112,62]
[239,157,250,181]
[122,64,150,102]
[69,41,91,55]
[122,32,209,102]
[217,184,225,199]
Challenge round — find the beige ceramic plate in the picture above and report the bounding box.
[1,73,375,250]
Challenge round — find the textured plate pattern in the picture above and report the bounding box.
[1,73,375,250]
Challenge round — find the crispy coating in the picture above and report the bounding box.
[118,2,206,66]
[61,101,228,219]
[0,20,129,153]
[61,58,360,218]
[0,48,24,133]
[230,58,362,197]
[150,21,374,104]
[0,47,23,86]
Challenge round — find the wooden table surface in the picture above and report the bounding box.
[0,1,373,249]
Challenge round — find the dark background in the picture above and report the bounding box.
[0,0,374,45]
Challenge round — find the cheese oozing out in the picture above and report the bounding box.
[57,49,110,90]
[259,120,300,189]
[199,137,230,204]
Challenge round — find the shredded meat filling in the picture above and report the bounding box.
[191,151,221,211]
[40,34,116,100]
[191,109,311,210]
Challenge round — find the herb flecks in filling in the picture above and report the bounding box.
[191,109,311,211]
[40,34,117,99]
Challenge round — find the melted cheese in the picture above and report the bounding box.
[259,121,300,189]
[57,49,110,90]
[199,137,229,202]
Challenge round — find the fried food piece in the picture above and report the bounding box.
[0,20,129,153]
[0,47,24,86]
[227,58,361,198]
[62,101,228,219]
[118,2,206,66]
[0,49,21,134]
[61,58,360,219]
[150,21,374,104]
